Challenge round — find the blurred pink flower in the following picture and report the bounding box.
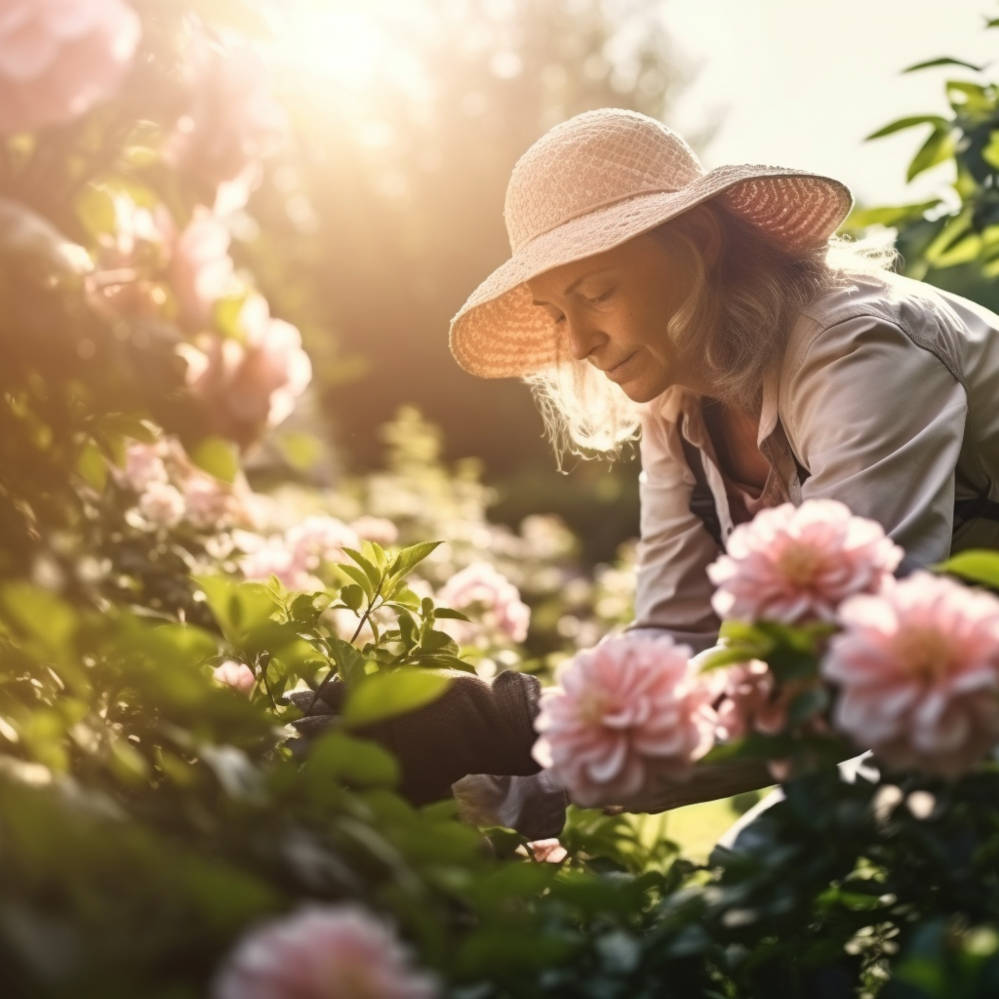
[238,537,314,591]
[823,572,999,776]
[212,660,255,695]
[168,207,237,328]
[438,561,530,644]
[179,295,311,442]
[351,515,399,546]
[168,34,286,208]
[212,904,438,999]
[181,471,246,531]
[533,633,716,807]
[117,441,168,493]
[287,515,359,570]
[137,480,185,528]
[708,500,903,625]
[523,838,568,864]
[714,660,789,741]
[0,0,140,134]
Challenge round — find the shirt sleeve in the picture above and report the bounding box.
[784,314,967,570]
[628,410,723,653]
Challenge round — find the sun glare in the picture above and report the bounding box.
[270,1,426,100]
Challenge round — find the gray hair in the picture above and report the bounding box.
[524,200,899,465]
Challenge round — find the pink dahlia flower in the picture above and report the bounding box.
[212,660,255,695]
[708,500,903,624]
[0,0,140,134]
[238,537,314,592]
[117,441,168,493]
[532,633,716,807]
[823,572,999,776]
[137,480,185,528]
[212,904,438,999]
[438,562,530,644]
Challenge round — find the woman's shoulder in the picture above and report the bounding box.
[785,269,996,383]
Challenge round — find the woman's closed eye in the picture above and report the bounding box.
[583,288,614,305]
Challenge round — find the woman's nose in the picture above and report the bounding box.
[565,317,605,362]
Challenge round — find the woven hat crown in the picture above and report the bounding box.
[504,109,705,252]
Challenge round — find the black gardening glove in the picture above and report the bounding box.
[287,670,543,806]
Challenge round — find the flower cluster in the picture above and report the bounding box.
[212,905,438,999]
[117,439,256,532]
[437,561,530,645]
[239,515,360,592]
[533,633,716,807]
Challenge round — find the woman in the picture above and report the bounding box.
[299,108,999,834]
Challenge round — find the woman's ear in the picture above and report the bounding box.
[687,204,723,273]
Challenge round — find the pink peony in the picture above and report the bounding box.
[212,660,255,695]
[708,500,903,625]
[212,904,438,999]
[532,633,717,807]
[168,207,237,329]
[438,562,530,644]
[0,0,140,134]
[823,572,999,776]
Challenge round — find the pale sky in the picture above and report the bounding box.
[660,0,997,206]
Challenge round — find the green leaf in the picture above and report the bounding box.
[946,79,992,113]
[304,731,399,788]
[190,436,240,484]
[337,563,374,600]
[276,431,323,472]
[388,541,442,578]
[863,115,948,141]
[75,439,108,492]
[419,629,459,654]
[935,549,999,589]
[786,685,829,726]
[196,576,277,645]
[906,125,956,182]
[75,184,117,239]
[340,585,364,611]
[0,584,77,662]
[328,637,366,687]
[846,200,938,229]
[432,607,471,621]
[982,130,999,170]
[342,669,452,727]
[340,547,382,592]
[902,56,986,73]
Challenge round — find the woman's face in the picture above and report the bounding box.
[526,230,709,403]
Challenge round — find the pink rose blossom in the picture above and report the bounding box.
[168,207,237,329]
[823,572,999,776]
[137,480,185,528]
[708,500,903,624]
[0,0,140,134]
[212,660,255,695]
[532,633,717,807]
[350,515,399,546]
[438,562,530,644]
[212,904,438,999]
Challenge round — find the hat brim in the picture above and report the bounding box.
[449,166,852,378]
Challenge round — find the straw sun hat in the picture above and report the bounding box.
[448,108,853,379]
